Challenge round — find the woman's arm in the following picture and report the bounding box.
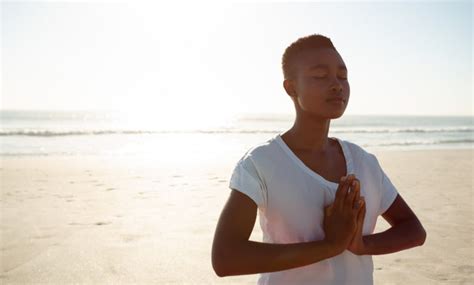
[362,194,427,255]
[211,190,341,277]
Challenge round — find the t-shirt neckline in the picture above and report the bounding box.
[274,133,353,188]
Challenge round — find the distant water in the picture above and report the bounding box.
[0,110,472,157]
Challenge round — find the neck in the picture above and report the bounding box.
[282,112,332,153]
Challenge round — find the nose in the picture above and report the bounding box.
[331,83,343,93]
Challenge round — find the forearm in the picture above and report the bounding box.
[362,219,426,255]
[214,239,341,277]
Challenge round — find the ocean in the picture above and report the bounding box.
[0,110,472,157]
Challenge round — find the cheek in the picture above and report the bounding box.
[299,82,326,100]
[297,92,326,111]
[297,79,325,95]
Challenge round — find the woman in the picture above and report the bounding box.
[211,34,426,285]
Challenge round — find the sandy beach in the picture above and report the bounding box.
[1,148,473,284]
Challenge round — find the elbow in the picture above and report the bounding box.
[416,225,427,246]
[213,265,226,277]
[407,218,427,247]
[212,237,248,277]
[212,258,228,277]
[212,246,231,277]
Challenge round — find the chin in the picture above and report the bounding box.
[321,107,344,119]
[305,112,344,120]
[300,107,345,119]
[327,111,345,119]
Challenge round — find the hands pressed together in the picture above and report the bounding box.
[323,174,367,255]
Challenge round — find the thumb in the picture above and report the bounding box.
[357,199,366,223]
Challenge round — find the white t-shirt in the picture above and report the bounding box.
[228,133,398,285]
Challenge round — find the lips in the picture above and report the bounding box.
[327,98,345,103]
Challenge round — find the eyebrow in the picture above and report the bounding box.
[309,64,347,71]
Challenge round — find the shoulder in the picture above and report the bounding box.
[235,135,279,164]
[340,138,378,164]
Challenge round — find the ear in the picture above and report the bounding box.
[283,79,296,97]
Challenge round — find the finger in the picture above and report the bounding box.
[344,176,357,208]
[354,209,363,235]
[334,175,348,203]
[357,198,366,220]
[348,179,360,209]
[334,175,350,208]
[353,180,360,207]
[352,200,363,229]
[335,174,354,210]
[354,204,363,230]
[346,178,359,207]
[343,175,357,208]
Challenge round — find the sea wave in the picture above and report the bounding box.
[376,139,474,146]
[0,127,473,137]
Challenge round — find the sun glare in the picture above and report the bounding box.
[114,105,239,132]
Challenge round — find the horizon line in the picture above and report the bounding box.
[0,109,472,118]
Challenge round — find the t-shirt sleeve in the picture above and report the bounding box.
[228,155,266,208]
[372,154,399,216]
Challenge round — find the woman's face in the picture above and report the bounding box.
[287,48,350,119]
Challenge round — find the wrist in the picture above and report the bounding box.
[325,239,345,256]
[361,235,369,255]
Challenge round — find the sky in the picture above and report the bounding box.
[1,0,472,121]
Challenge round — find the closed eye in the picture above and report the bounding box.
[312,76,348,80]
